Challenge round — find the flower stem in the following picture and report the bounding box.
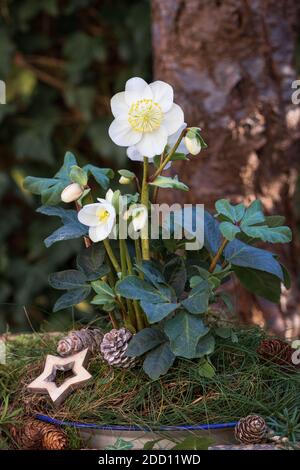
[103,239,121,274]
[149,128,187,182]
[209,238,229,273]
[123,240,145,331]
[141,157,150,260]
[119,239,127,278]
[134,238,142,267]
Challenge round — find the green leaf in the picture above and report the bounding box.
[136,261,166,288]
[219,221,240,241]
[215,199,237,222]
[116,275,172,303]
[83,164,114,189]
[172,436,213,450]
[181,280,211,314]
[240,200,265,227]
[49,270,88,289]
[118,169,135,179]
[36,206,88,247]
[280,264,291,289]
[76,244,107,280]
[241,225,292,243]
[149,176,189,191]
[197,359,216,378]
[143,342,175,380]
[194,334,215,357]
[215,327,232,338]
[163,257,187,297]
[141,301,178,323]
[233,266,282,303]
[69,165,88,186]
[53,288,90,312]
[126,328,167,357]
[105,438,133,450]
[91,280,114,297]
[265,215,286,227]
[170,152,189,161]
[55,151,77,179]
[164,311,209,359]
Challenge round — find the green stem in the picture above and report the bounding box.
[119,239,127,278]
[134,238,142,267]
[141,157,150,260]
[124,240,145,330]
[103,239,121,274]
[209,238,229,273]
[149,128,187,182]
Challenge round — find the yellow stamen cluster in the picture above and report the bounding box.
[128,99,163,133]
[97,208,110,223]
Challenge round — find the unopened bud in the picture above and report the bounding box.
[184,129,202,155]
[119,176,131,185]
[61,183,84,203]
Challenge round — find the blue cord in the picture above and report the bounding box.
[35,414,238,432]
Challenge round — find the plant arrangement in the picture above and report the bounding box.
[24,77,292,381]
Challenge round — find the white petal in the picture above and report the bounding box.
[109,117,142,146]
[135,126,168,158]
[88,210,116,242]
[127,146,143,162]
[163,103,184,135]
[78,204,102,227]
[125,77,153,105]
[132,207,148,231]
[111,92,129,118]
[150,80,173,112]
[105,189,114,204]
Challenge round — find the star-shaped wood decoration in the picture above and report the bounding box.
[27,348,92,407]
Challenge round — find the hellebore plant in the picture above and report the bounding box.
[24,77,292,380]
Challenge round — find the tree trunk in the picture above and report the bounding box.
[152,0,300,335]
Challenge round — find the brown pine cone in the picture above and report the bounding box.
[42,429,68,450]
[235,415,267,444]
[100,328,136,369]
[11,418,43,449]
[257,339,294,366]
[57,328,103,357]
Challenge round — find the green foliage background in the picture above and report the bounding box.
[0,0,151,332]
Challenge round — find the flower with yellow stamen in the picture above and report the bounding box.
[78,190,116,242]
[108,77,184,158]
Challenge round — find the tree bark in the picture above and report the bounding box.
[152,0,300,335]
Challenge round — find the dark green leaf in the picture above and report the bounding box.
[53,287,90,312]
[83,164,114,189]
[143,342,175,380]
[164,311,209,358]
[141,301,178,323]
[233,266,282,303]
[240,200,265,227]
[194,334,215,357]
[241,225,292,243]
[77,244,106,280]
[49,269,88,290]
[181,280,211,314]
[126,328,167,357]
[163,257,187,297]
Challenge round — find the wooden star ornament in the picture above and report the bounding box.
[27,348,92,407]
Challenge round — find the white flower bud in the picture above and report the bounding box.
[61,183,84,203]
[184,133,201,155]
[119,176,131,185]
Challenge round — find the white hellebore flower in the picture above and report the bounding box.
[127,123,188,168]
[109,77,184,158]
[77,190,116,242]
[124,204,148,232]
[61,183,84,203]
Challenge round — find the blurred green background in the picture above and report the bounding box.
[0,0,151,332]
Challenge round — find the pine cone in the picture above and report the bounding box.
[57,328,103,357]
[257,339,294,366]
[11,418,42,449]
[235,415,267,444]
[100,328,136,369]
[10,418,68,450]
[42,428,68,450]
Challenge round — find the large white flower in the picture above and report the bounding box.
[109,77,184,158]
[127,123,188,167]
[78,190,116,242]
[124,204,148,232]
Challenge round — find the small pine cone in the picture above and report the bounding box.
[10,418,42,449]
[257,339,294,366]
[57,328,103,357]
[235,415,267,444]
[100,328,136,369]
[42,429,68,450]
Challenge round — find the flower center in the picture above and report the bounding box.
[97,208,110,223]
[128,99,163,133]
